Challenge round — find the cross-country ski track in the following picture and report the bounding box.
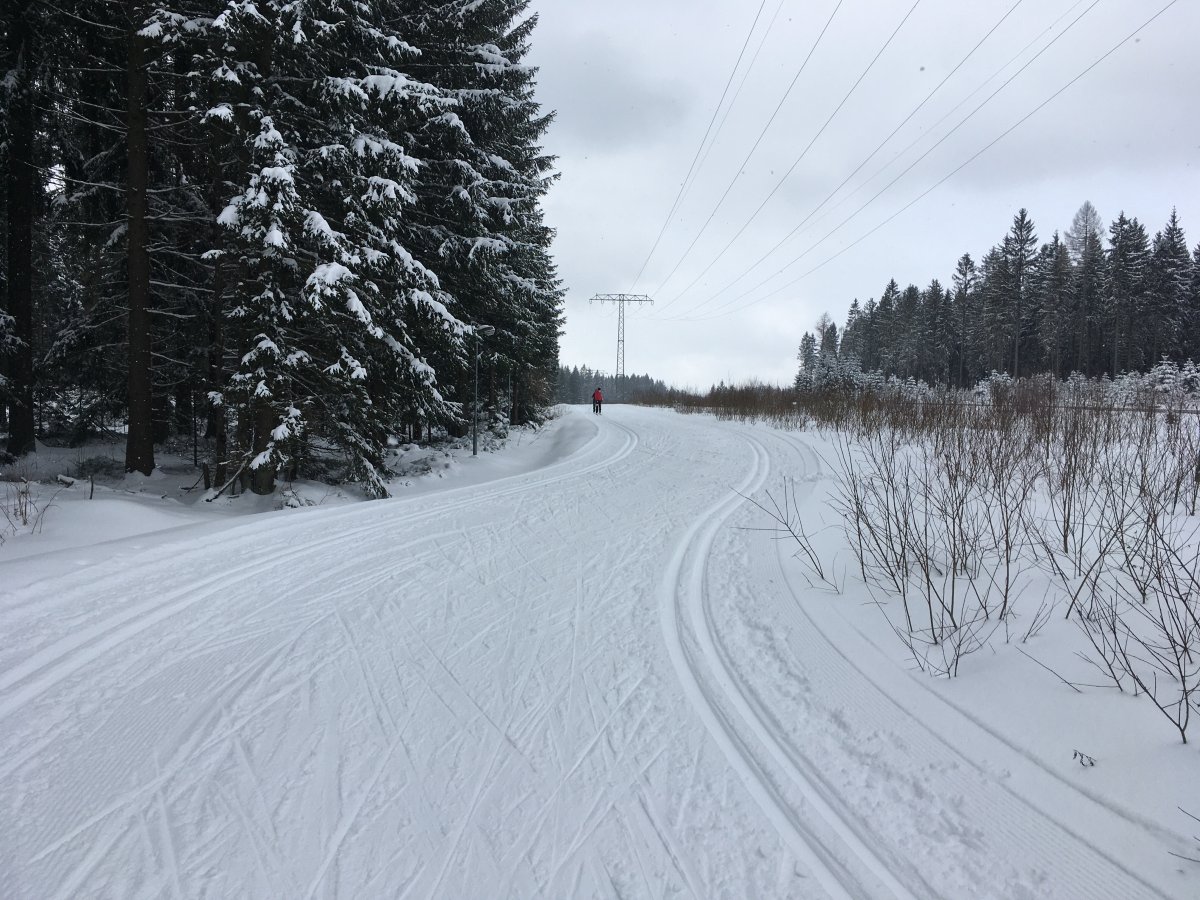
[0,406,1192,898]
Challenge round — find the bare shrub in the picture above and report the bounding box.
[742,480,838,591]
[680,371,1200,703]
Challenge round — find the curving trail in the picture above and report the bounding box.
[0,407,1188,899]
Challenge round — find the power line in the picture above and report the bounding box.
[644,0,845,300]
[654,0,924,315]
[677,0,1102,321]
[627,0,771,292]
[678,0,1181,324]
[661,0,1028,320]
[689,0,790,194]
[786,0,1093,247]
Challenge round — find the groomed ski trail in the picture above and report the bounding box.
[2,407,1189,899]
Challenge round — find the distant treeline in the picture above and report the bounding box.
[554,366,673,405]
[798,203,1200,388]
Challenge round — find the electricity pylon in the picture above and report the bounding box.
[590,294,652,402]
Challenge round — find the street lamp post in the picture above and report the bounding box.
[472,325,495,456]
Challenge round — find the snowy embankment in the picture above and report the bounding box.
[1,406,1196,898]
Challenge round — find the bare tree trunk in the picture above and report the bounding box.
[5,5,37,457]
[124,6,155,474]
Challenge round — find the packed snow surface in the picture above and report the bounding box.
[1,407,1196,898]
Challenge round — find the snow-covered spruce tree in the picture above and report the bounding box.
[875,279,899,374]
[24,3,215,464]
[1003,208,1037,377]
[1032,232,1075,379]
[794,331,816,390]
[918,279,949,384]
[208,0,464,496]
[1105,212,1150,374]
[1148,209,1190,362]
[1,0,43,456]
[893,284,920,380]
[408,0,562,430]
[38,3,132,448]
[1192,241,1200,353]
[949,253,979,388]
[1072,214,1107,375]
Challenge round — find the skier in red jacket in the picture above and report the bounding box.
[592,387,603,414]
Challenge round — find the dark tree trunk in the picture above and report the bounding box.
[5,6,37,457]
[124,8,155,474]
[251,398,275,495]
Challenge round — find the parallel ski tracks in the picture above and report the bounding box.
[756,429,1177,900]
[659,430,922,900]
[0,418,639,728]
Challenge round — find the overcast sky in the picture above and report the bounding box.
[521,0,1200,390]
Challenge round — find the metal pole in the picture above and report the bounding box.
[472,333,480,456]
[471,325,494,457]
[616,302,624,402]
[589,294,652,405]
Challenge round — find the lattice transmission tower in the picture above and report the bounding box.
[590,294,653,401]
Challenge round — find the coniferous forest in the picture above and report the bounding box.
[797,203,1200,390]
[553,365,672,406]
[0,0,562,495]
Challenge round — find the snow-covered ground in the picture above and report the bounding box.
[1,406,1196,898]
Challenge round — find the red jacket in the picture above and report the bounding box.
[592,389,603,402]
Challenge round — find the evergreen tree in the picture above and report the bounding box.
[894,284,920,379]
[840,298,863,361]
[918,279,948,383]
[1191,242,1200,354]
[208,0,467,495]
[1032,233,1074,377]
[978,245,1010,374]
[1003,208,1037,376]
[950,253,978,387]
[1105,212,1151,374]
[410,0,562,429]
[0,0,563,492]
[859,297,880,371]
[876,279,899,372]
[1148,209,1190,361]
[795,331,817,388]
[1073,219,1107,375]
[1,0,44,455]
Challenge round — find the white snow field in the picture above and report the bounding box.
[1,406,1196,899]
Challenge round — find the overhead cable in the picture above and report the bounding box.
[645,0,846,300]
[654,0,925,315]
[666,0,1029,319]
[676,0,1181,323]
[627,0,772,292]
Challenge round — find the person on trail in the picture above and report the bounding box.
[592,387,603,415]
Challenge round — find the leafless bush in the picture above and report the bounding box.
[681,373,1200,702]
[742,480,839,591]
[1173,808,1200,865]
[894,605,1000,678]
[832,424,1015,676]
[3,478,34,529]
[1074,488,1200,743]
[2,478,59,539]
